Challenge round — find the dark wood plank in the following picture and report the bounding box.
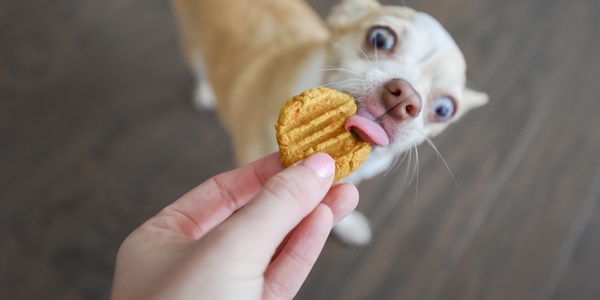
[0,0,234,298]
[436,2,600,299]
[545,162,600,300]
[549,162,600,299]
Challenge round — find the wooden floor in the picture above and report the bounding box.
[1,0,599,299]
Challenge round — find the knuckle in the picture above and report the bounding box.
[262,172,306,204]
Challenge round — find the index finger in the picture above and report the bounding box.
[151,153,285,240]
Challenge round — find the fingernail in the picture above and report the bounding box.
[298,153,335,180]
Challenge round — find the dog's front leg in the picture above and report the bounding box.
[190,55,217,110]
[333,211,373,246]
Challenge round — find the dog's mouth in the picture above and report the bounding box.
[345,111,390,147]
[342,78,425,148]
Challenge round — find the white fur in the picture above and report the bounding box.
[191,54,216,110]
[332,211,373,246]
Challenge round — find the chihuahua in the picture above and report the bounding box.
[171,0,488,245]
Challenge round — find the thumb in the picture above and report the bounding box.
[217,152,335,254]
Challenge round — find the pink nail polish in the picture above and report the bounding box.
[302,153,335,180]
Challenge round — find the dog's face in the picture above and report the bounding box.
[326,0,488,155]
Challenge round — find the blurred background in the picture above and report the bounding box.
[1,0,599,299]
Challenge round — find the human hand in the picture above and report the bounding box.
[110,152,359,300]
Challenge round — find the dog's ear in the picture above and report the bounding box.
[327,0,381,31]
[461,87,489,112]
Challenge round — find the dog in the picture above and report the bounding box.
[171,0,488,245]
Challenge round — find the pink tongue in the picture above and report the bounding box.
[345,115,390,146]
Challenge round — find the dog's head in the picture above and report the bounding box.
[325,0,488,155]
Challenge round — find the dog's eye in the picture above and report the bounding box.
[367,27,396,51]
[433,96,456,122]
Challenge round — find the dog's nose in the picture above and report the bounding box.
[382,79,422,121]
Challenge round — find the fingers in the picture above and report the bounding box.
[322,182,359,225]
[150,153,284,239]
[263,204,333,300]
[269,181,358,263]
[262,185,357,299]
[218,153,336,253]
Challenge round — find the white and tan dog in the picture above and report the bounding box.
[172,0,488,245]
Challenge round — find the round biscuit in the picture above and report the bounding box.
[275,87,371,181]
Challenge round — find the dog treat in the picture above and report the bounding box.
[275,87,371,181]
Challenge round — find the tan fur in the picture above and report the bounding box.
[172,0,331,163]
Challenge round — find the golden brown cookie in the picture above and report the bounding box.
[275,87,371,181]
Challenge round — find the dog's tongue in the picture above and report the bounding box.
[345,114,390,147]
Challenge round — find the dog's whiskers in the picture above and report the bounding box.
[322,80,365,96]
[319,67,365,79]
[413,143,420,202]
[402,147,413,187]
[384,150,405,177]
[350,41,373,68]
[327,39,373,68]
[420,132,459,189]
[321,78,364,85]
[387,155,401,176]
[383,145,420,203]
[391,151,405,174]
[407,143,419,185]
